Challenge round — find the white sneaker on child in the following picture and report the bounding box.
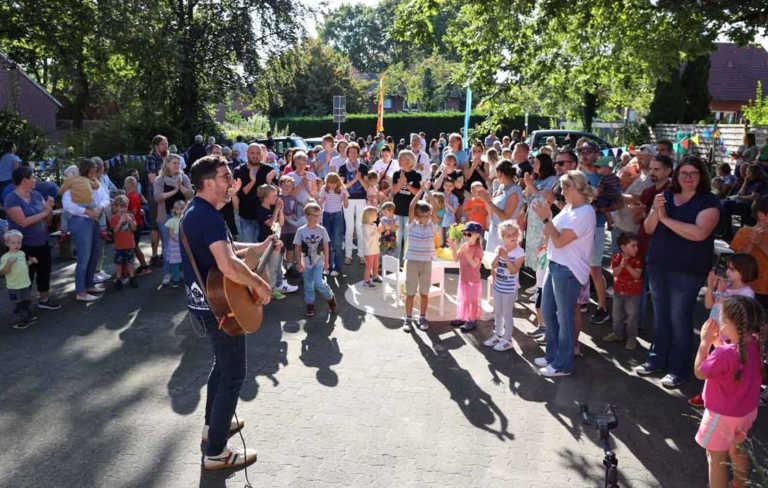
[483,335,502,347]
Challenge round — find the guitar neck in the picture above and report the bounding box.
[255,223,281,275]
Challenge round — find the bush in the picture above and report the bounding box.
[0,110,50,161]
[615,122,652,146]
[270,111,550,142]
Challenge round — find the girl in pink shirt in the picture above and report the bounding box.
[694,295,763,488]
[447,221,485,330]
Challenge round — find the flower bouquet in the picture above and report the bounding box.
[446,222,466,245]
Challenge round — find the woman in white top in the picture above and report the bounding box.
[62,158,111,302]
[478,160,523,252]
[288,151,318,204]
[531,170,596,378]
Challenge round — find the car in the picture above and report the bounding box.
[303,137,324,148]
[525,130,613,152]
[252,136,308,155]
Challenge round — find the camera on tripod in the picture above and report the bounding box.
[579,403,620,488]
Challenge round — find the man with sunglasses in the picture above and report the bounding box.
[550,149,578,214]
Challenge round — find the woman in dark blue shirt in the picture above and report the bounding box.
[636,156,721,388]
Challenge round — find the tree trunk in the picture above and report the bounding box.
[581,91,597,133]
[72,57,89,130]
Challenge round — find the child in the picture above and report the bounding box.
[463,181,489,231]
[255,184,296,299]
[403,177,437,332]
[164,200,186,288]
[447,221,485,331]
[279,176,302,278]
[441,177,459,246]
[593,156,621,230]
[318,172,348,277]
[711,177,724,196]
[689,253,758,408]
[431,192,445,248]
[0,230,38,329]
[365,171,383,207]
[379,202,398,255]
[109,195,139,290]
[361,206,381,288]
[124,176,150,275]
[294,202,337,317]
[59,165,108,238]
[485,221,525,348]
[695,295,763,488]
[603,232,643,350]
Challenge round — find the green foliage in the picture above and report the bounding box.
[270,111,549,143]
[682,55,713,123]
[615,122,652,146]
[382,54,463,110]
[646,76,688,125]
[743,81,768,125]
[0,110,50,161]
[222,114,281,143]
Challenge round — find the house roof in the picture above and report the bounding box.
[709,42,768,103]
[0,51,62,108]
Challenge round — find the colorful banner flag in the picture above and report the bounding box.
[376,75,385,134]
[463,87,472,150]
[564,133,571,141]
[602,149,610,156]
[691,135,700,146]
[682,140,690,150]
[703,129,711,138]
[611,148,620,157]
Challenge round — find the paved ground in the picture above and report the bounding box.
[0,238,765,488]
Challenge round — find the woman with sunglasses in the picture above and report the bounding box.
[478,160,523,252]
[636,155,721,388]
[530,171,596,377]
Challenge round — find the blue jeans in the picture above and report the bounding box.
[638,256,651,329]
[541,261,582,374]
[323,211,344,272]
[394,214,409,259]
[69,215,102,293]
[239,218,260,244]
[646,265,704,381]
[303,264,333,304]
[201,314,246,456]
[158,214,172,275]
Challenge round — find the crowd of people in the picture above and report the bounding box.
[2,128,768,485]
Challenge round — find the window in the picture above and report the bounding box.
[384,98,392,109]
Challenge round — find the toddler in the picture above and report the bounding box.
[379,202,398,255]
[448,221,485,332]
[441,177,460,246]
[365,171,383,207]
[431,192,445,247]
[124,176,149,275]
[486,220,524,349]
[603,232,643,350]
[110,195,139,290]
[279,176,302,278]
[294,202,337,317]
[1,230,38,328]
[695,296,763,488]
[164,200,187,288]
[318,173,348,276]
[255,184,294,299]
[463,181,489,231]
[593,156,620,230]
[361,206,381,288]
[59,165,107,235]
[403,177,437,333]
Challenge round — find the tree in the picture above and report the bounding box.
[319,4,393,73]
[381,54,462,111]
[682,54,713,123]
[393,0,721,129]
[646,77,687,126]
[743,81,768,125]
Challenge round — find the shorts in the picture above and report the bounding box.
[405,260,432,296]
[281,233,296,252]
[134,230,142,247]
[8,287,31,304]
[696,408,757,451]
[590,225,606,267]
[114,248,136,265]
[148,198,159,231]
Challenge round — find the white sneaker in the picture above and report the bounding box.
[93,273,108,284]
[76,294,100,302]
[277,283,298,294]
[330,271,340,277]
[539,365,571,377]
[493,339,514,352]
[162,274,171,286]
[202,419,246,442]
[97,271,111,281]
[534,357,549,368]
[203,444,257,471]
[483,335,502,347]
[323,269,330,276]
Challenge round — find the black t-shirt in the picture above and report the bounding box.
[338,161,369,200]
[233,162,273,220]
[432,168,465,203]
[463,160,488,190]
[392,169,422,216]
[254,204,276,242]
[181,197,230,318]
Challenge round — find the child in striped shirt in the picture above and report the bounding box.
[403,176,437,333]
[318,172,348,276]
[488,220,525,351]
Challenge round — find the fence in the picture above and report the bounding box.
[650,123,767,168]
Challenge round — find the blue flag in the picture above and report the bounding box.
[463,88,472,150]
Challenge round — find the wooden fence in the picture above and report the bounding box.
[651,124,767,167]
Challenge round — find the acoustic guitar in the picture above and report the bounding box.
[206,223,282,337]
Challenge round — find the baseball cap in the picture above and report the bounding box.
[464,221,484,234]
[595,156,614,168]
[634,144,657,157]
[576,141,599,153]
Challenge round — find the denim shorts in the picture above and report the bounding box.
[114,248,136,265]
[590,225,607,267]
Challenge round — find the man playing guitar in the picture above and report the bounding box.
[181,155,281,470]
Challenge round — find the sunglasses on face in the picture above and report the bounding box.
[462,231,474,237]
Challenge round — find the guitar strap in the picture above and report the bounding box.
[180,218,208,299]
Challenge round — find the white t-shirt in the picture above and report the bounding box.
[547,203,596,285]
[372,158,400,180]
[288,171,318,204]
[413,151,432,183]
[330,155,346,173]
[232,142,249,163]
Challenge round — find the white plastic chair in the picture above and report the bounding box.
[426,266,445,316]
[381,255,406,306]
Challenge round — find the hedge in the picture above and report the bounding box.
[270,111,551,143]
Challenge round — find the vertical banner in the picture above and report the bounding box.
[463,87,472,150]
[376,75,385,133]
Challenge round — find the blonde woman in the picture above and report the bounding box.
[153,154,193,285]
[531,170,596,378]
[338,142,370,264]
